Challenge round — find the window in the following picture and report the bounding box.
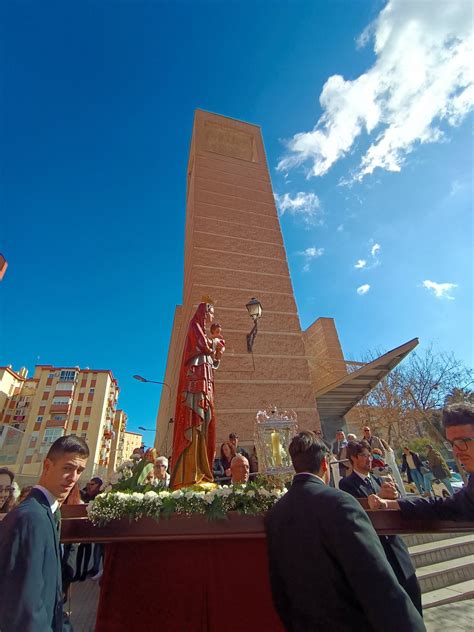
[43,427,64,444]
[52,397,71,406]
[89,388,95,394]
[52,415,66,422]
[48,373,55,378]
[59,370,77,382]
[36,416,43,422]
[81,433,87,438]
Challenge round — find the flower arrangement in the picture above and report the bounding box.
[116,459,135,482]
[87,479,287,526]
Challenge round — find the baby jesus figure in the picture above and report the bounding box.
[210,322,225,363]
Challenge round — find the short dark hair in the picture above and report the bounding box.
[210,322,222,332]
[229,432,238,440]
[346,440,371,465]
[0,467,14,484]
[289,431,327,473]
[443,403,474,428]
[46,435,90,462]
[89,476,103,485]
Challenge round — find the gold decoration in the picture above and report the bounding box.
[201,294,215,306]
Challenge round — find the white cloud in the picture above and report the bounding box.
[274,192,323,225]
[301,247,324,258]
[298,246,324,272]
[337,224,344,232]
[357,284,371,295]
[277,0,473,182]
[354,240,381,270]
[371,243,381,257]
[423,280,458,300]
[450,180,461,196]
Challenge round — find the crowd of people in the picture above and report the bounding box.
[329,425,455,499]
[265,402,474,631]
[0,404,472,631]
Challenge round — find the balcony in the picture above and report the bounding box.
[50,404,70,414]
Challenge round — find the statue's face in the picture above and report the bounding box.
[205,306,215,327]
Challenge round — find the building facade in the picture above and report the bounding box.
[0,364,126,483]
[122,430,143,461]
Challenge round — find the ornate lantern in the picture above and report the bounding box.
[254,407,299,475]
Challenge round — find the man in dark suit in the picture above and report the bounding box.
[369,403,474,522]
[0,435,89,631]
[339,441,422,615]
[265,431,425,632]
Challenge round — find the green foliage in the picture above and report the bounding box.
[87,478,286,527]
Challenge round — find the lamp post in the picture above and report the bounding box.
[246,297,263,353]
[133,375,171,394]
[133,375,173,455]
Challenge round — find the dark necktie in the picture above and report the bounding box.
[53,509,62,536]
[364,477,375,493]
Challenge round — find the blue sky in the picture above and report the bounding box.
[1,1,472,442]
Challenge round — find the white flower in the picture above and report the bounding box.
[219,487,233,497]
[158,490,170,498]
[144,491,158,499]
[246,490,255,498]
[171,490,182,499]
[131,492,144,501]
[184,491,196,499]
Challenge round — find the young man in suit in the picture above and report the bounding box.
[0,435,89,632]
[369,403,474,521]
[265,431,425,632]
[339,441,422,614]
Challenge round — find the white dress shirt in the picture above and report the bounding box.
[33,485,60,515]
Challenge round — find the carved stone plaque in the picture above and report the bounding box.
[204,121,257,162]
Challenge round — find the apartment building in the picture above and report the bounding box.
[0,364,129,483]
[122,430,143,461]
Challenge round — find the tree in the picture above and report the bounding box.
[357,345,473,449]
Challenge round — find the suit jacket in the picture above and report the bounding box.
[399,475,474,521]
[339,472,422,614]
[264,474,425,632]
[0,488,63,632]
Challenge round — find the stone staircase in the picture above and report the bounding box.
[404,532,474,609]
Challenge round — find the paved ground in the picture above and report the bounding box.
[68,580,472,632]
[66,578,100,632]
[424,599,474,632]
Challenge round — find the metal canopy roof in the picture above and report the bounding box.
[315,338,419,421]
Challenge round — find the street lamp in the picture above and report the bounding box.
[133,375,171,393]
[246,297,263,353]
[133,374,173,455]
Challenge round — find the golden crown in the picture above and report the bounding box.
[201,294,215,306]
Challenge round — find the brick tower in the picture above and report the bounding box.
[156,110,319,454]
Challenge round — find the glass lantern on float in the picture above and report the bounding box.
[254,407,298,476]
